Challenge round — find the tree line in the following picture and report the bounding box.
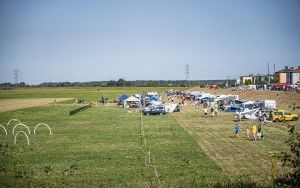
[0,79,237,89]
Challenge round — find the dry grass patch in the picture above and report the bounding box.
[0,98,73,113]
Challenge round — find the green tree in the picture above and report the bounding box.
[116,78,126,87]
[244,79,252,85]
[277,125,300,186]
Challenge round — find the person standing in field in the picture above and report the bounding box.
[252,124,257,141]
[262,113,267,125]
[234,124,240,138]
[179,102,183,111]
[101,96,105,106]
[204,108,208,116]
[257,124,263,140]
[214,108,218,117]
[182,97,186,107]
[210,107,214,117]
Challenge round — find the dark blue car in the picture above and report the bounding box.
[143,105,166,115]
[225,106,240,112]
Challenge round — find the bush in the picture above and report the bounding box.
[276,124,300,187]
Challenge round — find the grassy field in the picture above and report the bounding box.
[173,103,294,184]
[0,87,186,102]
[0,87,231,187]
[0,87,299,187]
[175,88,300,184]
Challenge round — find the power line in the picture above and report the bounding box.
[13,69,19,84]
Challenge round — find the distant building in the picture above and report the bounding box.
[276,66,300,84]
[255,74,268,84]
[240,74,256,85]
[240,74,268,85]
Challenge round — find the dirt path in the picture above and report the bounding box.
[0,98,73,113]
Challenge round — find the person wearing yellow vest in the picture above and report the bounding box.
[252,124,257,141]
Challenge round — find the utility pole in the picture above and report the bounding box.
[226,76,229,87]
[267,62,270,85]
[185,64,190,87]
[13,69,19,84]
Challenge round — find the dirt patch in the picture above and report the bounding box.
[0,98,73,113]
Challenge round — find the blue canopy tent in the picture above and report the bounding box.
[146,96,158,101]
[119,94,128,101]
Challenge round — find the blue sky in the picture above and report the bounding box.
[0,0,299,84]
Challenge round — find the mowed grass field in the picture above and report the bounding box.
[0,87,299,187]
[178,88,300,184]
[173,104,297,184]
[0,87,231,187]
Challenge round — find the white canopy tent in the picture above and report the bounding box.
[164,103,178,113]
[124,96,140,108]
[263,100,276,109]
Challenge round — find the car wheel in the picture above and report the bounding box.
[160,112,163,115]
[274,119,280,123]
[292,117,297,121]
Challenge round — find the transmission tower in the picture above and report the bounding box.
[185,64,190,87]
[13,69,19,84]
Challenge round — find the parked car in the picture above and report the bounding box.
[225,106,240,112]
[143,105,166,115]
[269,110,298,122]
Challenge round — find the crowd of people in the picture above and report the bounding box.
[203,106,218,117]
[167,91,267,142]
[196,98,265,141]
[234,123,264,141]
